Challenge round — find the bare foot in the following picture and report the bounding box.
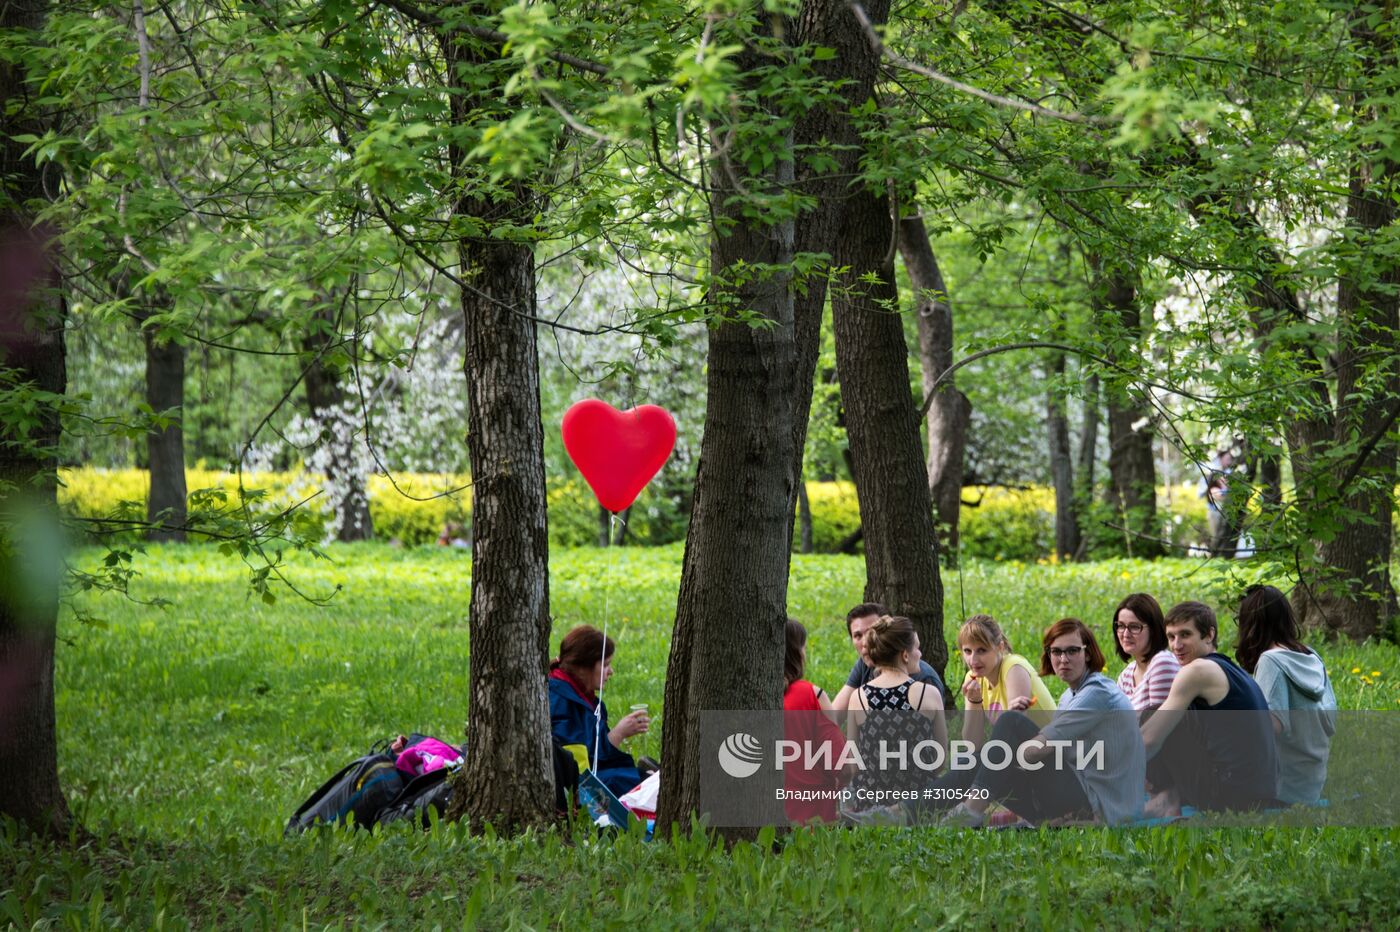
[1144,789,1180,819]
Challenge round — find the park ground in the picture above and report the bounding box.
[2,544,1399,928]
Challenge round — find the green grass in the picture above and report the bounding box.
[3,544,1399,928]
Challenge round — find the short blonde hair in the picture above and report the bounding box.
[958,614,1011,653]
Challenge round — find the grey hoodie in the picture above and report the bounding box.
[1252,648,1337,805]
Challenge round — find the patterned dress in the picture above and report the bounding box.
[852,679,937,799]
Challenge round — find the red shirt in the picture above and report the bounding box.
[782,680,850,824]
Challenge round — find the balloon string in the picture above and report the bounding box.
[592,511,624,774]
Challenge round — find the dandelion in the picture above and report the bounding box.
[1119,571,1131,580]
[1372,671,1382,677]
[1352,667,1361,674]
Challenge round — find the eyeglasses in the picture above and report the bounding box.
[1048,646,1085,659]
[1113,622,1146,635]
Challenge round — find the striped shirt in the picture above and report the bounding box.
[1116,650,1181,711]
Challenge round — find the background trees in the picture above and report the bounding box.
[4,0,1398,836]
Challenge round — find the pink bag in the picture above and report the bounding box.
[394,738,462,776]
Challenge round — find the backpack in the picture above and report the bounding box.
[376,766,456,828]
[284,748,406,836]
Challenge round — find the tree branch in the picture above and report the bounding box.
[847,0,1113,126]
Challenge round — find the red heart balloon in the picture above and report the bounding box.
[561,400,677,513]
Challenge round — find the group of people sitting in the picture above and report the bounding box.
[542,584,1337,828]
[783,587,1337,826]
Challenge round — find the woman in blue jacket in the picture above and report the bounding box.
[547,625,649,796]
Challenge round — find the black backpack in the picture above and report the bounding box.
[376,766,456,828]
[284,747,406,836]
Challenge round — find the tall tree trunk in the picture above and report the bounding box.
[440,25,554,833]
[658,18,798,832]
[783,0,896,543]
[1047,352,1078,561]
[0,0,73,837]
[301,303,373,543]
[1094,261,1162,558]
[596,505,611,547]
[1072,374,1099,561]
[899,214,970,557]
[659,0,892,829]
[1298,5,1399,639]
[796,480,813,554]
[833,187,946,681]
[1256,452,1282,508]
[141,305,187,542]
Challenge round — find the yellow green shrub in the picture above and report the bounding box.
[59,468,473,546]
[55,468,1249,558]
[365,473,472,546]
[958,485,1056,561]
[801,481,862,552]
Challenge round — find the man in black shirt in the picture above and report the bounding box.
[830,602,952,712]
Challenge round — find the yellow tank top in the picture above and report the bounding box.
[962,653,1055,727]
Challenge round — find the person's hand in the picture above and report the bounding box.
[1007,694,1032,712]
[615,709,650,739]
[391,734,408,754]
[962,678,983,705]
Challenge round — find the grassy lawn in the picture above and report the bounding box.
[3,544,1398,928]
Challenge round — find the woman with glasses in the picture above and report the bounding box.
[854,619,1145,827]
[1112,593,1180,711]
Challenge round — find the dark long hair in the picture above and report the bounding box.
[1235,585,1309,674]
[785,618,807,686]
[550,625,615,675]
[1111,593,1168,663]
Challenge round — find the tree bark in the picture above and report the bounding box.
[142,307,187,542]
[301,303,373,543]
[1047,352,1078,561]
[833,186,946,682]
[596,505,610,548]
[899,215,970,557]
[0,0,73,838]
[440,24,554,833]
[659,0,893,830]
[1094,261,1162,558]
[1297,6,1399,640]
[1072,374,1099,561]
[783,0,896,542]
[796,480,813,554]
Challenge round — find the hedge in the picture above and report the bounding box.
[56,468,1219,558]
[58,468,471,547]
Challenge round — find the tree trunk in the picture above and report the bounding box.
[596,505,610,548]
[301,304,373,543]
[1256,452,1282,508]
[1297,7,1399,640]
[1072,374,1099,561]
[659,0,893,830]
[899,214,970,557]
[440,27,554,833]
[142,307,187,542]
[1094,262,1162,558]
[658,36,797,834]
[796,480,813,554]
[0,0,72,838]
[833,185,946,681]
[1047,352,1077,561]
[783,0,896,544]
